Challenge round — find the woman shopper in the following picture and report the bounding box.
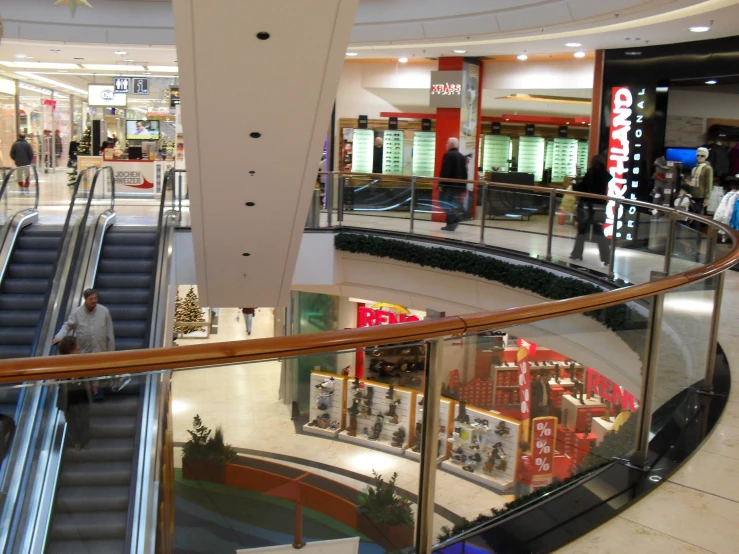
[57,336,93,450]
[570,155,611,266]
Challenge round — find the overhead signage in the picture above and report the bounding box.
[492,122,501,135]
[114,77,130,94]
[525,124,535,136]
[88,84,127,108]
[388,117,398,130]
[605,86,648,241]
[429,70,464,108]
[422,118,432,131]
[169,86,181,107]
[357,114,368,129]
[558,126,568,137]
[131,77,149,95]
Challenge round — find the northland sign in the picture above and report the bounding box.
[604,86,648,241]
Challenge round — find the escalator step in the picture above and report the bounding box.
[100,245,156,259]
[47,511,127,540]
[63,438,134,463]
[94,274,152,289]
[0,295,44,311]
[103,232,157,246]
[1,278,50,295]
[89,395,139,418]
[109,320,147,338]
[57,461,132,487]
[95,289,151,305]
[0,311,43,327]
[44,539,125,554]
[105,304,149,321]
[21,226,63,236]
[5,264,53,279]
[97,259,153,274]
[0,345,32,359]
[15,236,61,250]
[89,417,137,439]
[53,485,130,512]
[115,338,148,351]
[10,250,56,264]
[0,387,22,405]
[0,328,36,345]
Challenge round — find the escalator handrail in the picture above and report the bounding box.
[0,165,40,211]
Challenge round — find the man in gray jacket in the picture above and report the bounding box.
[53,288,115,353]
[9,133,34,187]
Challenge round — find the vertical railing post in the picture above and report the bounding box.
[607,200,620,280]
[479,183,488,244]
[702,271,726,393]
[326,173,334,228]
[409,176,417,233]
[416,338,443,554]
[629,292,665,469]
[663,211,677,276]
[705,225,718,266]
[337,174,345,225]
[546,188,557,261]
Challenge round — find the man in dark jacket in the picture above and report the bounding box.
[531,370,552,419]
[570,155,611,265]
[372,136,383,174]
[439,137,468,231]
[10,133,34,187]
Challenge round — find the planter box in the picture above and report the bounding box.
[182,458,227,484]
[357,513,414,551]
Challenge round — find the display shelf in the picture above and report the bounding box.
[577,140,589,177]
[405,393,453,462]
[364,343,426,391]
[551,138,579,183]
[382,130,404,175]
[482,135,512,172]
[561,393,604,433]
[592,415,615,445]
[412,132,436,177]
[338,380,413,453]
[517,136,546,182]
[492,364,518,408]
[303,372,345,438]
[351,129,375,173]
[441,404,520,491]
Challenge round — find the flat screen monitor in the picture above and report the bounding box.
[126,120,160,141]
[666,147,697,171]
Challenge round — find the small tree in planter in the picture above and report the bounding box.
[357,471,415,551]
[182,415,236,483]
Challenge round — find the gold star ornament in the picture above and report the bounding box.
[53,0,93,17]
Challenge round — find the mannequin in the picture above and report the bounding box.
[687,147,714,214]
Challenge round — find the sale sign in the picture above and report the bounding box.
[531,417,557,488]
[517,339,536,421]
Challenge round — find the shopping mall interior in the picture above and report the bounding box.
[0,1,739,553]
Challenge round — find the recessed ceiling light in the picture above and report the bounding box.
[689,26,711,33]
[517,54,528,61]
[147,65,178,72]
[624,51,642,56]
[74,57,84,60]
[0,61,78,69]
[346,52,358,57]
[565,42,582,48]
[124,59,135,62]
[143,72,152,75]
[398,57,408,63]
[58,70,68,73]
[574,51,586,58]
[453,50,467,54]
[114,50,127,55]
[706,80,718,85]
[625,37,641,41]
[82,64,146,71]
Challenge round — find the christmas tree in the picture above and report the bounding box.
[174,286,205,334]
[68,126,92,187]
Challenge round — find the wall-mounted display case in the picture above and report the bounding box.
[517,136,546,182]
[412,132,436,176]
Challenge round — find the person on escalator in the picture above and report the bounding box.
[57,336,92,450]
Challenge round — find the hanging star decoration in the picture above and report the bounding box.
[53,0,93,17]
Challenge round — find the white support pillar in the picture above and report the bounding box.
[173,0,358,307]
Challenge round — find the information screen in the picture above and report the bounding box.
[126,120,160,141]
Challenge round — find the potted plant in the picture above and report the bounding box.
[182,415,236,484]
[357,471,415,551]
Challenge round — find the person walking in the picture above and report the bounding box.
[68,135,79,168]
[57,336,92,450]
[372,136,384,174]
[570,155,611,265]
[515,441,535,500]
[439,137,468,231]
[531,369,552,420]
[9,133,34,189]
[242,308,256,336]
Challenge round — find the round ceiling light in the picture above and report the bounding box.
[689,25,712,33]
[565,42,582,47]
[706,80,718,85]
[574,51,586,58]
[346,52,358,56]
[114,50,127,55]
[517,54,528,61]
[398,57,408,63]
[453,50,467,54]
[624,51,642,56]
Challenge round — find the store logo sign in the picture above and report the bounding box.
[585,367,638,411]
[431,83,462,96]
[115,170,154,189]
[605,86,647,241]
[101,90,115,100]
[430,71,464,108]
[358,307,420,327]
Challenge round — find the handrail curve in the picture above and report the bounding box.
[0,175,736,382]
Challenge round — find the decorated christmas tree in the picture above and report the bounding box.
[68,126,92,187]
[174,286,205,334]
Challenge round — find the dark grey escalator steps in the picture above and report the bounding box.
[90,417,137,439]
[108,320,147,338]
[0,403,17,417]
[0,310,43,327]
[104,232,157,246]
[95,288,151,305]
[57,461,132,487]
[0,328,36,345]
[89,395,139,417]
[10,249,57,264]
[63,438,134,463]
[97,259,153,275]
[47,511,127,540]
[20,226,63,237]
[106,304,149,321]
[0,345,32,359]
[94,273,152,289]
[45,538,125,554]
[53,485,131,513]
[101,245,156,260]
[115,338,148,351]
[15,236,60,250]
[1,278,50,295]
[0,387,22,405]
[5,264,53,279]
[0,295,44,311]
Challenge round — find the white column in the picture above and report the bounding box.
[173,0,357,307]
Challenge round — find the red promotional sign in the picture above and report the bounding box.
[357,307,420,327]
[517,338,536,421]
[531,417,557,488]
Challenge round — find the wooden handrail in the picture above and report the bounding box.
[0,174,735,383]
